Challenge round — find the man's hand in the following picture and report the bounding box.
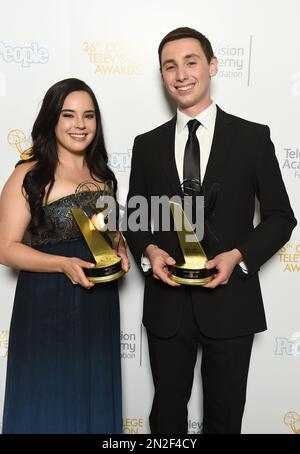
[116,234,130,273]
[145,244,180,287]
[203,248,243,289]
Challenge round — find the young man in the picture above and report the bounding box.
[125,27,296,434]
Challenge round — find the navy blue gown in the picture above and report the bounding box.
[2,193,122,434]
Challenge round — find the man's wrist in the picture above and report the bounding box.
[232,248,243,264]
[145,244,158,258]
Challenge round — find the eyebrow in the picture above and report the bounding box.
[184,53,200,59]
[162,53,200,66]
[61,109,96,113]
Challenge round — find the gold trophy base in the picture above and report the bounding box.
[85,260,125,284]
[71,207,125,284]
[169,264,216,286]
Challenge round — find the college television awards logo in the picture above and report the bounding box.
[83,41,142,75]
[123,417,144,434]
[0,41,49,67]
[281,147,300,179]
[284,412,300,434]
[7,129,32,160]
[0,330,9,358]
[278,243,300,272]
[214,35,252,85]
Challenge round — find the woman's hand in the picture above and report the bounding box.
[60,257,96,289]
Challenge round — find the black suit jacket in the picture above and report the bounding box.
[124,107,297,338]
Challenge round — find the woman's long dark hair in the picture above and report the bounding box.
[17,78,117,233]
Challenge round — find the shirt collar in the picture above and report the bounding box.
[176,102,217,133]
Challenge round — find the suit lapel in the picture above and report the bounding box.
[202,106,234,192]
[159,115,182,195]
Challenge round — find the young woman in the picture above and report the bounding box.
[0,78,129,434]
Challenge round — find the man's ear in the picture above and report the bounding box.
[209,57,218,77]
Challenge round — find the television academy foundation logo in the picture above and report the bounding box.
[188,419,202,434]
[120,326,144,365]
[284,412,300,434]
[7,129,32,160]
[120,331,137,360]
[214,35,252,85]
[281,147,300,179]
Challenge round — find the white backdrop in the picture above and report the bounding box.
[0,0,299,434]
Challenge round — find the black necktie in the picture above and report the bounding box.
[183,119,201,183]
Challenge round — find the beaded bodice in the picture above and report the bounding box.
[25,192,101,246]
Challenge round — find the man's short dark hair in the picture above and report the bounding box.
[158,27,214,68]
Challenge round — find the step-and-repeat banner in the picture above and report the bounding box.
[0,0,299,434]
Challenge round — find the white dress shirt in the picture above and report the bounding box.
[175,101,216,184]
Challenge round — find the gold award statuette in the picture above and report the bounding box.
[71,181,124,284]
[169,199,215,286]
